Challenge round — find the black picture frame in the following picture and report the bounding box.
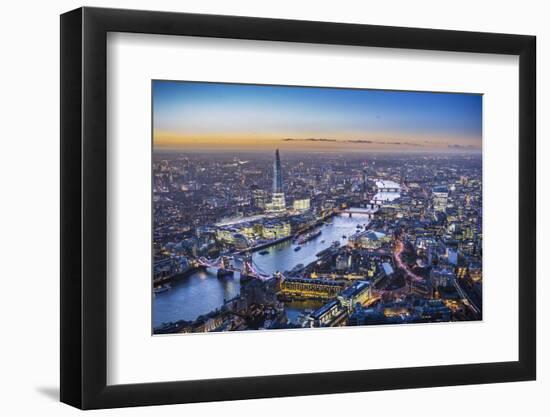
[60,6,536,410]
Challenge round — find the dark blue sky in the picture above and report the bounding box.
[153,80,482,152]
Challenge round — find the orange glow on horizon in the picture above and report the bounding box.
[153,130,481,152]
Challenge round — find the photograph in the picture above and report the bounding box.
[152,81,483,335]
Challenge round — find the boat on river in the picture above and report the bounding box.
[296,229,322,245]
[154,283,171,294]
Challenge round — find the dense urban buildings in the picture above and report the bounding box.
[152,148,483,334]
[152,80,482,334]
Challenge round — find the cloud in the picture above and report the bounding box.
[282,138,338,142]
[382,141,423,147]
[447,144,477,149]
[281,138,424,147]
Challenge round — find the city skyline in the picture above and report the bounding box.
[153,81,482,153]
[152,80,482,334]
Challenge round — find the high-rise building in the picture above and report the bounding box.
[273,149,283,194]
[266,149,286,213]
[432,185,449,212]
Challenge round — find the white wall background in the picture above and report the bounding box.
[0,0,545,415]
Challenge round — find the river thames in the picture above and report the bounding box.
[153,213,370,327]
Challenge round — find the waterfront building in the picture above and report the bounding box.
[216,228,236,244]
[261,220,291,239]
[153,256,189,282]
[348,230,389,249]
[280,278,346,299]
[232,233,249,250]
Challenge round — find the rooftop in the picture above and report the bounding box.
[339,280,370,298]
[432,185,448,194]
[310,300,340,319]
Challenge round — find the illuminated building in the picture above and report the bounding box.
[273,149,283,193]
[307,300,346,327]
[432,185,449,212]
[216,228,235,244]
[252,188,268,209]
[348,230,388,249]
[280,278,345,299]
[415,236,438,251]
[293,198,310,211]
[337,281,371,311]
[261,221,291,239]
[153,257,188,282]
[216,223,257,244]
[383,306,410,318]
[456,265,468,279]
[266,149,286,212]
[468,262,482,282]
[232,233,249,250]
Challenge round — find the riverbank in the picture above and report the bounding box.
[153,264,206,286]
[238,210,337,255]
[153,212,369,325]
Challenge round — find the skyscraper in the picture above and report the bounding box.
[266,149,286,213]
[273,149,283,194]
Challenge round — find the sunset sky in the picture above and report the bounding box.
[153,80,482,153]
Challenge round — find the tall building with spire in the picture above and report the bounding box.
[266,149,286,213]
[273,149,283,194]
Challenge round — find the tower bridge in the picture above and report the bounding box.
[196,256,276,281]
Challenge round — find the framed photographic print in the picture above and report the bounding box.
[60,7,536,409]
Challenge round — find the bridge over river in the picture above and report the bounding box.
[153,212,372,327]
